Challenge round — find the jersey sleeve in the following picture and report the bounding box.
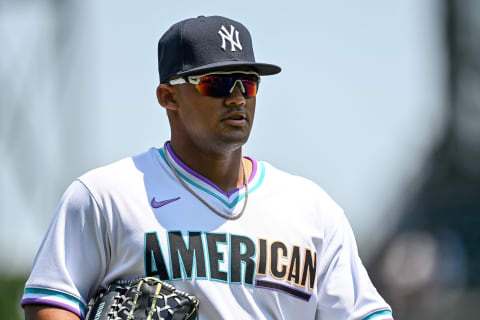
[315,211,394,320]
[21,180,110,319]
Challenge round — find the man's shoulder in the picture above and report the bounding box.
[77,147,159,192]
[260,160,338,204]
[261,160,323,190]
[259,160,344,225]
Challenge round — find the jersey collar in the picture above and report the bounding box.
[157,143,265,208]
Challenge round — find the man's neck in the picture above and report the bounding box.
[167,140,251,193]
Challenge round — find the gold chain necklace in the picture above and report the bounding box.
[163,141,248,220]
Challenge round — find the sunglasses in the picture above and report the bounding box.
[169,71,261,98]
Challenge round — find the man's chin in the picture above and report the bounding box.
[215,133,251,151]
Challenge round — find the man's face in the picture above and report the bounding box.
[169,73,257,155]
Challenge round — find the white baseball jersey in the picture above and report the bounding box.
[22,144,393,320]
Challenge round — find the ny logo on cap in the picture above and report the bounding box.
[218,25,243,52]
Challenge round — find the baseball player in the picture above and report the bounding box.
[22,16,394,320]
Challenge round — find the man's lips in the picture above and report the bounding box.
[222,111,248,126]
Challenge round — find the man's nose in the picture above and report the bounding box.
[225,82,247,106]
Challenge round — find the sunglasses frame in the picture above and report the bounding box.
[168,70,261,97]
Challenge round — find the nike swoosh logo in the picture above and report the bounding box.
[151,196,180,208]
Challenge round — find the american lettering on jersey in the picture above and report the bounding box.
[144,231,317,300]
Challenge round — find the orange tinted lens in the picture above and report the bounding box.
[240,79,258,98]
[194,75,258,97]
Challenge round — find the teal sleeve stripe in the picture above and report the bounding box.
[159,148,265,208]
[24,287,86,312]
[362,309,393,320]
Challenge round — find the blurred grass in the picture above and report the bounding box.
[0,273,27,320]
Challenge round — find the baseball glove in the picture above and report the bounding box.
[85,277,199,320]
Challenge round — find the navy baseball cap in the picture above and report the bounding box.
[158,15,281,83]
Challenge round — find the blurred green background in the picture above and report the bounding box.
[0,275,27,320]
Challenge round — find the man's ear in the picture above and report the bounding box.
[156,84,178,110]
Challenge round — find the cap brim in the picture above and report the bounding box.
[173,61,281,79]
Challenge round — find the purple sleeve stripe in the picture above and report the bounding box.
[362,309,394,320]
[21,298,84,318]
